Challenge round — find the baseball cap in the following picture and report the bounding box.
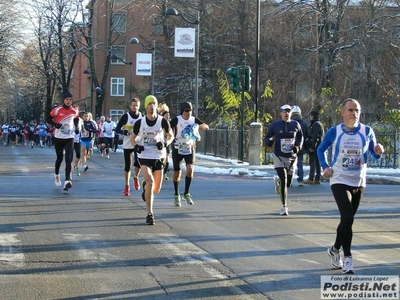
[280,104,291,112]
[291,105,301,114]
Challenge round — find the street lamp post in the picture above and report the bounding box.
[111,54,133,100]
[129,37,156,95]
[166,7,200,117]
[83,69,94,115]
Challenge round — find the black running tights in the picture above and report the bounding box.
[331,184,364,257]
[54,138,74,181]
[275,167,293,207]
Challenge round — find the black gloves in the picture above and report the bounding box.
[54,123,62,129]
[156,142,166,150]
[134,144,144,153]
[292,146,300,154]
[122,130,130,136]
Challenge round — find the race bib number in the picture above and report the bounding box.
[280,138,294,153]
[178,143,192,155]
[341,149,361,171]
[60,124,71,134]
[81,129,89,138]
[144,132,157,146]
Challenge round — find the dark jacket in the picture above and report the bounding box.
[265,119,303,158]
[308,119,324,151]
[292,114,309,155]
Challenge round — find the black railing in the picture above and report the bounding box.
[196,129,398,169]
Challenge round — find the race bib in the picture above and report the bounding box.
[178,143,192,155]
[341,149,361,171]
[60,124,71,134]
[144,132,157,146]
[81,129,89,138]
[280,138,294,153]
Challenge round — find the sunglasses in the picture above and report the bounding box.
[281,109,291,113]
[184,109,192,112]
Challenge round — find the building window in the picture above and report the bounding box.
[111,13,126,33]
[295,52,311,72]
[111,77,125,96]
[110,109,124,119]
[111,46,126,64]
[296,82,311,103]
[153,15,163,35]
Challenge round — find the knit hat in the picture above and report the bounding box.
[62,91,73,99]
[180,101,193,114]
[145,95,158,107]
[310,110,319,118]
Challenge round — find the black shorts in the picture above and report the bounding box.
[138,158,165,171]
[172,147,195,171]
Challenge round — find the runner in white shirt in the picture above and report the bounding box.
[130,95,174,225]
[102,115,116,159]
[1,122,9,146]
[318,98,384,274]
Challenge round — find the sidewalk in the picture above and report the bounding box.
[195,154,400,185]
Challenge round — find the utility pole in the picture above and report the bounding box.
[239,50,246,162]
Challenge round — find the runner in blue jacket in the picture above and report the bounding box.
[265,104,303,216]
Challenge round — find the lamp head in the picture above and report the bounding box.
[129,37,140,45]
[166,7,179,16]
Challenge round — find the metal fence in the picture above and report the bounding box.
[196,128,250,161]
[196,128,399,169]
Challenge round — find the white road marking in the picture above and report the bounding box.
[140,233,254,298]
[63,233,118,261]
[293,233,396,265]
[0,233,25,267]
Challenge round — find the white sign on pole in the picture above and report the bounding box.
[136,53,152,76]
[174,28,195,58]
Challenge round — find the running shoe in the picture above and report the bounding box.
[342,256,354,274]
[174,195,181,207]
[304,179,315,184]
[164,173,169,180]
[63,180,72,191]
[83,165,89,171]
[133,177,140,190]
[327,246,343,269]
[106,155,110,159]
[141,180,146,202]
[124,185,130,196]
[314,179,321,184]
[54,174,61,187]
[182,193,194,205]
[74,167,80,176]
[279,206,289,215]
[274,176,281,195]
[146,213,155,225]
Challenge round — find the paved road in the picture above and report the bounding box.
[0,145,399,299]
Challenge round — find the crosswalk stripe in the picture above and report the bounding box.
[0,233,25,267]
[62,233,118,261]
